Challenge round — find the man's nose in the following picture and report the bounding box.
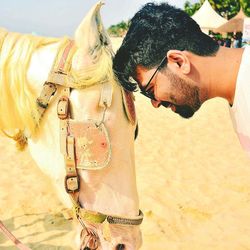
[151,99,161,108]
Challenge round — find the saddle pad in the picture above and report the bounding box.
[68,120,111,170]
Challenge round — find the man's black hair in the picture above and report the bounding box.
[113,2,219,91]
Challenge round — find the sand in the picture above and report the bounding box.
[1,37,250,250]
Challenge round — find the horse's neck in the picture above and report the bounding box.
[27,41,139,217]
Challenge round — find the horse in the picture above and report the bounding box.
[0,2,143,249]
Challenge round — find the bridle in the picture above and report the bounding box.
[1,38,143,249]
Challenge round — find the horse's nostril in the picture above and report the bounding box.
[83,247,91,250]
[116,244,125,250]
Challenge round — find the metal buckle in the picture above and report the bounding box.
[57,96,69,119]
[36,98,48,109]
[44,82,57,95]
[36,82,57,110]
[64,175,80,193]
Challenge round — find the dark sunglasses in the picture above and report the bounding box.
[140,56,167,101]
[140,56,170,108]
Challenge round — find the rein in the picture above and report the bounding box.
[0,220,32,250]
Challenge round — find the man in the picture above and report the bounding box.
[113,2,250,156]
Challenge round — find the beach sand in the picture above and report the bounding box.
[1,37,250,250]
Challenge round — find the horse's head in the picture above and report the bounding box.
[67,2,142,249]
[0,1,142,249]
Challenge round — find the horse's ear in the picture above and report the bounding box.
[74,1,111,51]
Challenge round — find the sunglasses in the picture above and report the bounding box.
[140,56,170,108]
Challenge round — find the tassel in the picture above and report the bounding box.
[1,129,28,151]
[13,131,28,151]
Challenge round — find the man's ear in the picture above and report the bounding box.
[167,50,190,74]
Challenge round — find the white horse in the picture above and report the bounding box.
[0,2,142,249]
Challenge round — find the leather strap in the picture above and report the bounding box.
[64,135,80,194]
[99,82,113,108]
[58,88,70,155]
[0,220,32,250]
[36,82,57,118]
[35,39,75,121]
[47,39,76,87]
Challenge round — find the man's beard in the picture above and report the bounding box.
[160,101,195,118]
[163,69,202,119]
[175,104,195,118]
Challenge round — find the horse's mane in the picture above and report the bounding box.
[0,29,60,138]
[0,27,115,144]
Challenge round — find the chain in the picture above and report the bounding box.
[95,102,107,127]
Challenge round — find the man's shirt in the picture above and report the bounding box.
[230,46,250,157]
